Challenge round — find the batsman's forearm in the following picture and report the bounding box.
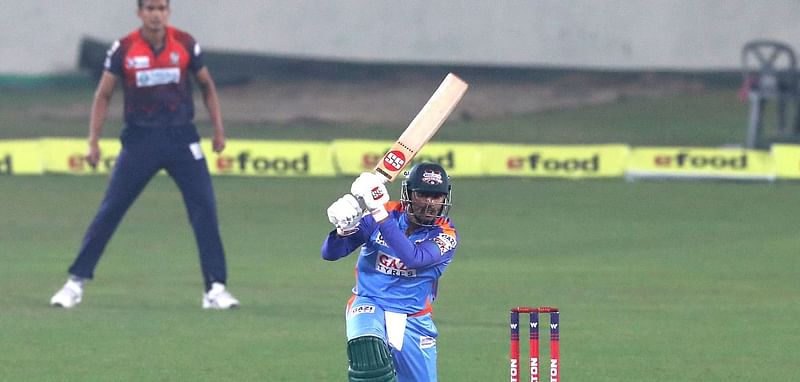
[377,221,440,269]
[321,230,367,261]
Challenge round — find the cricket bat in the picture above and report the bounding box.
[373,72,468,182]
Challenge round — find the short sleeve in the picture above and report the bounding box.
[104,40,124,76]
[188,41,204,73]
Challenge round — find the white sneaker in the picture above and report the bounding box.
[50,279,83,308]
[202,282,240,310]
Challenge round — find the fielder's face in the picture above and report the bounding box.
[138,0,170,34]
[407,191,447,226]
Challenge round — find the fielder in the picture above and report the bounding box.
[49,0,238,309]
[322,162,459,381]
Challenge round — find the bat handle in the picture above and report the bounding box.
[348,171,389,213]
[373,169,392,184]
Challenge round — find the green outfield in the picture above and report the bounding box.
[1,84,798,381]
[0,83,754,146]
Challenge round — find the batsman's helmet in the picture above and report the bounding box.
[401,162,452,225]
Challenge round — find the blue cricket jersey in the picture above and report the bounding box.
[321,202,459,314]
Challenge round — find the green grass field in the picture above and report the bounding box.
[0,82,754,146]
[1,83,798,381]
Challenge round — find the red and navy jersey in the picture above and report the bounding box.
[105,26,204,129]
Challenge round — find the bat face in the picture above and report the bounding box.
[374,73,468,182]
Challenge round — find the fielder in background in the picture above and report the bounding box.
[50,0,239,309]
[322,162,459,381]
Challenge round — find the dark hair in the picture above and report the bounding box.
[138,0,169,8]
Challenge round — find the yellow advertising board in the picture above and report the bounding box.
[3,138,794,181]
[481,144,629,178]
[0,140,44,175]
[331,140,483,177]
[38,138,334,177]
[626,147,773,180]
[40,138,121,175]
[205,139,336,176]
[771,144,800,179]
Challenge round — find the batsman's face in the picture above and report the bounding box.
[408,191,446,225]
[138,0,170,33]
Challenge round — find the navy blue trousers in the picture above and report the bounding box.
[68,127,227,291]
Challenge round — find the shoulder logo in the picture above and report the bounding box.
[432,233,457,254]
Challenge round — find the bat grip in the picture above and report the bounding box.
[373,168,391,184]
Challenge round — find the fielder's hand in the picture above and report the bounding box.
[86,141,101,168]
[350,172,390,222]
[327,194,363,236]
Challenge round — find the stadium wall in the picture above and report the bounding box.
[2,0,800,75]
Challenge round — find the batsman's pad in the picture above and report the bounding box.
[347,336,397,382]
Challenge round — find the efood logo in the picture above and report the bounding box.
[216,151,309,174]
[507,153,600,172]
[0,155,13,175]
[362,150,454,170]
[68,154,116,172]
[654,152,748,169]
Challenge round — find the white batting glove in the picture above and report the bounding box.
[350,172,390,222]
[326,194,364,236]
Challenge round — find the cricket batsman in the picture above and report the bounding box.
[321,162,459,381]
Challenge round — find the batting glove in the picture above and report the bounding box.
[350,172,390,222]
[327,194,363,236]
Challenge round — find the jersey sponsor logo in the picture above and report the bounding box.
[349,305,375,317]
[126,55,150,69]
[374,233,387,246]
[136,67,180,88]
[432,233,456,254]
[419,336,436,349]
[376,253,416,277]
